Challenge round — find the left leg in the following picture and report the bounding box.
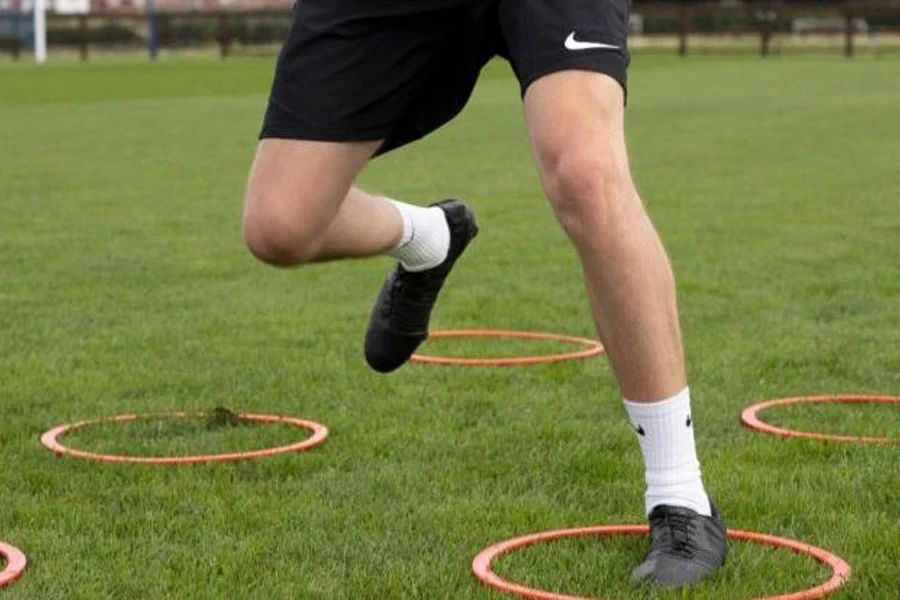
[524,67,727,589]
[525,71,684,403]
[499,0,727,586]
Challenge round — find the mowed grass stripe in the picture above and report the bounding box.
[1,55,898,598]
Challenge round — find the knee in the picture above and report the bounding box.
[540,146,642,241]
[242,190,321,268]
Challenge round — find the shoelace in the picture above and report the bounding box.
[381,269,445,322]
[650,511,698,558]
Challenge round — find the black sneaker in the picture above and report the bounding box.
[631,501,728,588]
[364,199,478,373]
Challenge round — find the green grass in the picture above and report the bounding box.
[414,336,601,359]
[496,534,830,599]
[58,411,315,457]
[1,54,899,598]
[764,401,900,441]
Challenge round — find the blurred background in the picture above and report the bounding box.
[2,0,900,63]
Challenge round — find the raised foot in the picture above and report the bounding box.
[364,199,478,373]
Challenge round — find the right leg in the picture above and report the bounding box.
[243,0,471,268]
[242,136,476,375]
[249,0,490,368]
[242,138,403,267]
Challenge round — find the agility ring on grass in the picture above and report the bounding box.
[741,395,899,444]
[473,525,850,600]
[0,541,27,589]
[40,412,328,465]
[409,329,604,367]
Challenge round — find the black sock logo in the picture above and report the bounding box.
[635,424,646,436]
[686,415,692,427]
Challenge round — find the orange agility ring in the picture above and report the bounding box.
[473,525,850,600]
[40,412,328,465]
[410,329,604,367]
[0,541,26,589]
[741,395,899,444]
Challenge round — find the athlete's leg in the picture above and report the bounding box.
[524,70,726,587]
[243,136,458,274]
[242,138,401,267]
[245,0,486,270]
[360,4,495,373]
[524,71,683,403]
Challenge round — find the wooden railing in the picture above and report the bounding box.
[634,2,900,57]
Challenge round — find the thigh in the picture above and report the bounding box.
[523,71,633,207]
[244,138,380,240]
[499,0,630,97]
[262,0,493,155]
[524,70,626,157]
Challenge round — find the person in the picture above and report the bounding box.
[242,0,727,588]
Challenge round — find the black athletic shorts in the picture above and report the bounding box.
[261,0,629,155]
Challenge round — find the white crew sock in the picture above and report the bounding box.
[624,387,712,517]
[387,199,450,272]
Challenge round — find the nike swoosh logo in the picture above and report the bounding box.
[564,32,620,51]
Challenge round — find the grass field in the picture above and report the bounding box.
[1,54,899,599]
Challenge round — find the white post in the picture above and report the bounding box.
[34,0,47,64]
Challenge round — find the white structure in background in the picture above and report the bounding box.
[1,0,96,10]
[629,13,644,36]
[54,0,89,13]
[4,0,93,64]
[791,17,869,35]
[791,16,874,50]
[34,0,46,63]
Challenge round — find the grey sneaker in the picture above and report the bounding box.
[631,501,728,588]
